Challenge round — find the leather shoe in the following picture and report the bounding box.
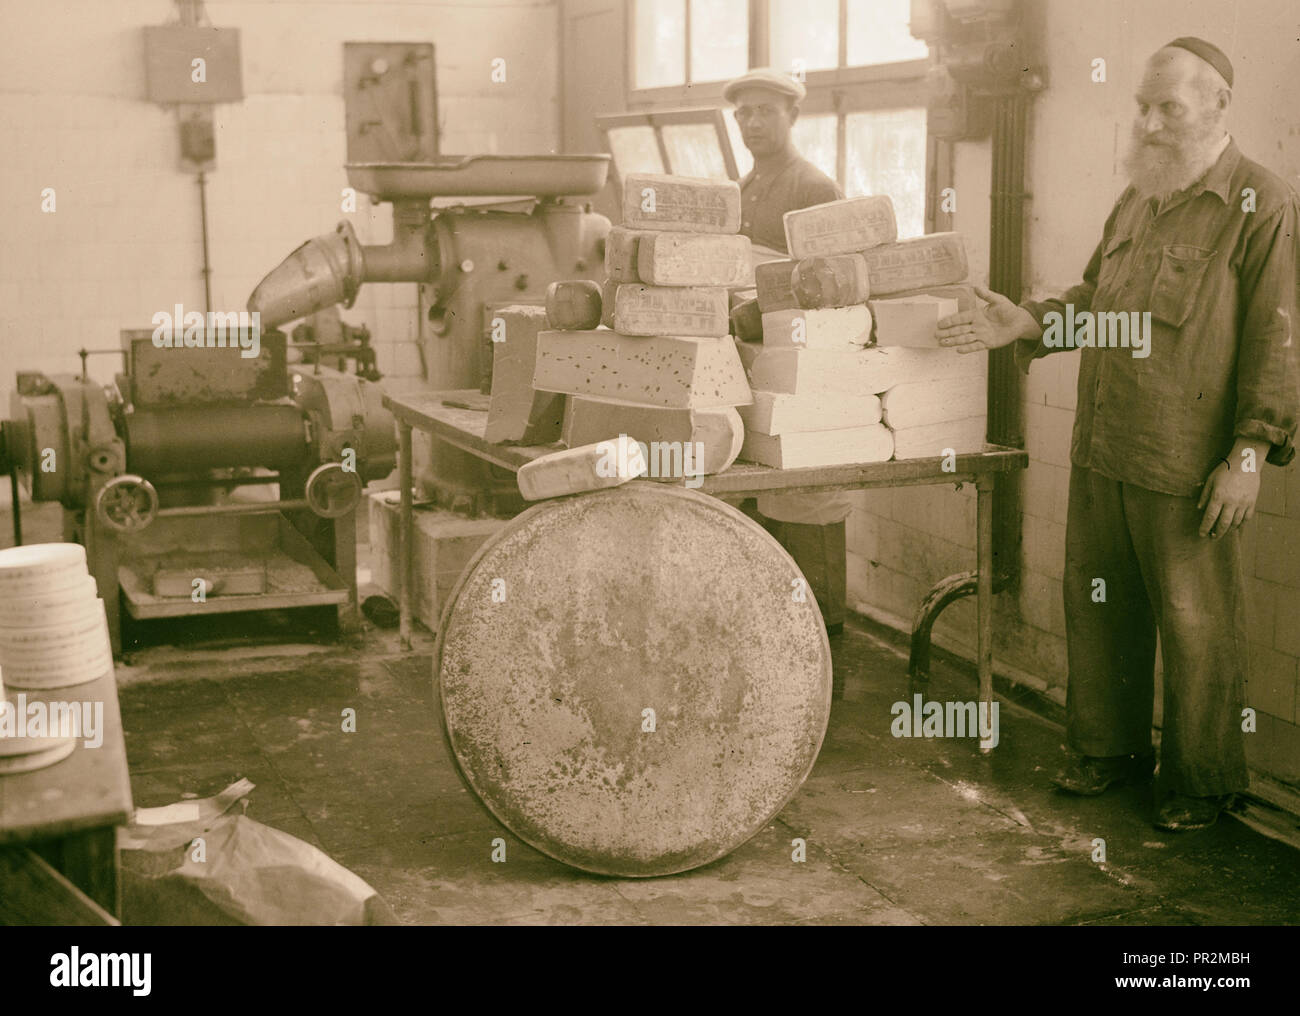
[1154,794,1233,832]
[1051,751,1153,796]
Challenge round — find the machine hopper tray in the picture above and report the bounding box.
[345,155,611,199]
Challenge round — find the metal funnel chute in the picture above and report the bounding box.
[248,221,366,329]
[246,155,611,328]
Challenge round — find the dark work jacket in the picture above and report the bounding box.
[1018,138,1300,497]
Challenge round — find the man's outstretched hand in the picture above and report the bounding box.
[936,285,1040,354]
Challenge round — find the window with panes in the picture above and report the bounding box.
[614,0,930,237]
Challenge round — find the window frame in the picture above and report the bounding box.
[624,0,931,213]
[596,106,740,207]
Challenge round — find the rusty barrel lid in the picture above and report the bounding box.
[435,483,832,877]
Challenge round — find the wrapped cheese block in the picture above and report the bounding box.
[621,173,741,233]
[754,259,798,312]
[638,232,753,287]
[605,283,730,338]
[783,195,897,259]
[861,233,968,296]
[605,226,649,282]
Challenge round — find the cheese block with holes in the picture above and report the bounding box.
[534,330,753,408]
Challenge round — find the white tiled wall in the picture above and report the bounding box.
[0,0,559,385]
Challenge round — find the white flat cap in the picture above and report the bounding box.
[722,67,807,104]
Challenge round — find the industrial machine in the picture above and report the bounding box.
[1,154,611,653]
[247,154,612,516]
[2,329,395,652]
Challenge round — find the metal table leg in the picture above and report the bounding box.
[976,475,995,754]
[398,422,413,650]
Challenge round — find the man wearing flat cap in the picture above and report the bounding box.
[723,68,844,255]
[724,67,853,635]
[939,39,1299,830]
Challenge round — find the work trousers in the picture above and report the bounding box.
[1064,467,1250,797]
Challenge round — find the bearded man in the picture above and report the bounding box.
[937,38,1299,830]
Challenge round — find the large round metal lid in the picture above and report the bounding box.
[436,484,832,877]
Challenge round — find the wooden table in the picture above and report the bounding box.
[383,389,1028,738]
[0,669,133,924]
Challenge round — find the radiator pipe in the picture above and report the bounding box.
[908,86,1033,692]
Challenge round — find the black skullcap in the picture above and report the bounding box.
[1164,36,1234,88]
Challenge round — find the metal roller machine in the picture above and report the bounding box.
[3,330,395,652]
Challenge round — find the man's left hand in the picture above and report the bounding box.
[1196,459,1261,538]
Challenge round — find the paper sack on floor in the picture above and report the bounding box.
[119,778,399,925]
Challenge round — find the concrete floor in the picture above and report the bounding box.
[114,612,1300,926]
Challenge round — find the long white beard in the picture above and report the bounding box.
[1123,118,1225,200]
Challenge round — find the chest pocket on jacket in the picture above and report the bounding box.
[1150,244,1216,328]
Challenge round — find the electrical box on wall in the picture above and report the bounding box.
[344,42,439,163]
[179,107,217,170]
[143,25,244,104]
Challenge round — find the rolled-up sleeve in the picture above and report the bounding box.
[1234,197,1300,466]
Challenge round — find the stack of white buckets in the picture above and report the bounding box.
[0,543,113,773]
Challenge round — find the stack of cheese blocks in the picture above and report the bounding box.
[738,194,987,467]
[0,543,112,774]
[522,173,754,501]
